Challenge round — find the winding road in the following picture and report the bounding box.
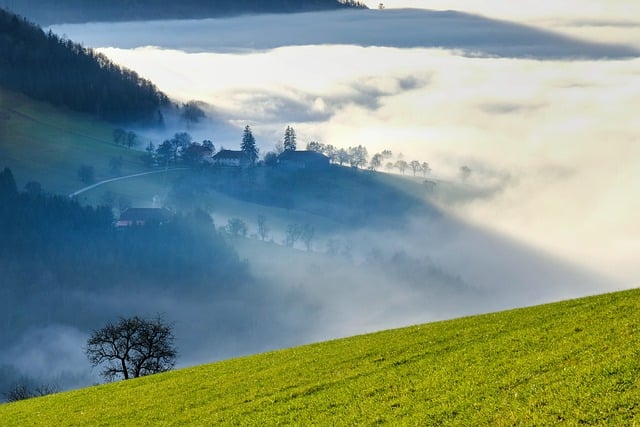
[68,168,188,198]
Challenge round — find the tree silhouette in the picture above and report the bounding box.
[283,126,297,151]
[86,315,176,381]
[241,125,259,166]
[409,160,422,176]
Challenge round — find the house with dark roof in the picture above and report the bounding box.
[212,150,250,167]
[115,208,173,228]
[277,150,330,170]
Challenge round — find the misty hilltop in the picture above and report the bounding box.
[0,0,367,25]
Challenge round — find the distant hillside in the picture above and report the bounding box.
[0,9,169,123]
[0,88,162,194]
[2,288,639,424]
[2,0,367,25]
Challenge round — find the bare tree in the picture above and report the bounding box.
[301,224,315,251]
[257,215,269,241]
[348,145,368,169]
[125,131,137,148]
[421,162,431,177]
[336,148,350,166]
[424,179,437,192]
[5,383,59,402]
[285,223,303,247]
[86,315,176,381]
[226,218,248,238]
[370,153,383,171]
[409,160,422,176]
[306,141,324,152]
[395,160,408,175]
[112,128,126,145]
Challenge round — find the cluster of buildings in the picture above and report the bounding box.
[211,149,330,170]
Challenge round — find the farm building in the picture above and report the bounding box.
[212,150,250,167]
[116,208,173,227]
[277,150,330,170]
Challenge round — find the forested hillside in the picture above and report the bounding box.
[0,167,248,362]
[2,0,367,25]
[0,8,169,123]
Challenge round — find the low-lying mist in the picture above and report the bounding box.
[48,8,640,284]
[2,2,637,399]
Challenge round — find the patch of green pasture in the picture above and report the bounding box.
[0,88,151,194]
[2,288,639,425]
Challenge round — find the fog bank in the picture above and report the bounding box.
[7,2,636,396]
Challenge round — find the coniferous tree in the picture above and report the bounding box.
[283,126,297,152]
[241,125,258,166]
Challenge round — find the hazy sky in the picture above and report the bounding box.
[50,3,640,285]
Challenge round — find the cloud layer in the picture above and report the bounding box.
[16,3,637,392]
[51,9,638,59]
[50,9,640,285]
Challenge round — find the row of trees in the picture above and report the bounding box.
[142,132,215,167]
[304,140,432,175]
[0,8,169,123]
[224,216,316,251]
[140,124,441,181]
[385,159,431,177]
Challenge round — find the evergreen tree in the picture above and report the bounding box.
[241,125,259,166]
[283,126,297,152]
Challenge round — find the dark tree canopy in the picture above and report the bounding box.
[0,8,169,123]
[181,101,206,124]
[86,315,176,381]
[4,383,58,402]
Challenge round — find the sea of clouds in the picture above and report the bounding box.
[6,2,634,392]
[50,6,640,285]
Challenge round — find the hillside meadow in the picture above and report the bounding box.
[0,88,151,194]
[1,288,638,425]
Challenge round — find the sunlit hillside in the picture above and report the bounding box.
[2,288,639,425]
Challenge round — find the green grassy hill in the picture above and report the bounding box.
[2,288,638,425]
[0,88,154,195]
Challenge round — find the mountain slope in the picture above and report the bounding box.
[2,288,639,425]
[0,8,169,123]
[2,0,367,25]
[0,88,158,194]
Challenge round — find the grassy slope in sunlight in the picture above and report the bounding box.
[0,88,151,194]
[2,288,639,425]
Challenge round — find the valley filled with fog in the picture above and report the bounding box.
[2,3,637,395]
[51,6,640,285]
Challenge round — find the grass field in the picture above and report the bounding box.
[0,88,152,195]
[1,288,638,425]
